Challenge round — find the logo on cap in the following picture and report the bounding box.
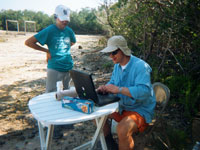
[63,9,68,15]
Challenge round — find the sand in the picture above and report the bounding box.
[0,31,108,150]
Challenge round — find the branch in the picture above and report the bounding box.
[145,13,164,60]
[158,30,185,73]
[158,29,172,72]
[104,3,114,28]
[158,49,167,72]
[167,48,185,73]
[155,0,174,6]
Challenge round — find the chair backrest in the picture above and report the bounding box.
[152,82,170,114]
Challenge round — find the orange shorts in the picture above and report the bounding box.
[110,111,148,132]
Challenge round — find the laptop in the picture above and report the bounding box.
[69,69,120,106]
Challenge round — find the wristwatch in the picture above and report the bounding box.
[119,87,123,93]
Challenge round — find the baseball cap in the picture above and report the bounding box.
[55,5,70,22]
[100,35,131,56]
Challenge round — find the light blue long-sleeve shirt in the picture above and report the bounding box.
[107,55,156,123]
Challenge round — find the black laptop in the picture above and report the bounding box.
[69,69,120,106]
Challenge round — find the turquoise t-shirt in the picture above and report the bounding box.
[107,55,156,123]
[34,25,76,72]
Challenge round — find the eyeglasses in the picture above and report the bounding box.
[109,49,120,56]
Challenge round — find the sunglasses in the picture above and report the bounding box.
[109,49,120,56]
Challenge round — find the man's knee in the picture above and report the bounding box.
[117,122,129,138]
[117,118,138,137]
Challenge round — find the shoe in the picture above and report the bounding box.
[105,133,118,150]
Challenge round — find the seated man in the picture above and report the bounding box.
[97,35,156,150]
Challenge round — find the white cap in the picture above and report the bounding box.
[100,35,131,56]
[55,5,70,22]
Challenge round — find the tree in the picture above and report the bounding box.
[97,0,200,120]
[70,8,105,34]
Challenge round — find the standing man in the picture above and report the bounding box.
[25,4,76,93]
[97,35,156,150]
[25,4,76,139]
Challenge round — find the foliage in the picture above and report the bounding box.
[151,126,190,150]
[97,0,200,116]
[97,0,200,148]
[0,8,105,34]
[70,8,104,34]
[165,75,200,118]
[166,127,190,150]
[0,9,54,32]
[102,61,114,71]
[97,0,200,73]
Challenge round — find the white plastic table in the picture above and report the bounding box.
[28,92,118,150]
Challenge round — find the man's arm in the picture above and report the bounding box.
[105,84,132,98]
[25,36,49,53]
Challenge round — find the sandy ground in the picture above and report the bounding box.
[0,31,111,150]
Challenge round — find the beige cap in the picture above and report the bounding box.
[100,35,131,56]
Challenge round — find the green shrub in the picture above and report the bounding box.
[165,75,200,118]
[102,62,113,71]
[167,127,190,150]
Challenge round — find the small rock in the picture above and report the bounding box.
[78,45,83,49]
[0,141,5,145]
[28,133,35,139]
[19,135,26,141]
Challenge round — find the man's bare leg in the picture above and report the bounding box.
[117,117,138,150]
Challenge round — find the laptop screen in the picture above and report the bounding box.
[69,69,99,104]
